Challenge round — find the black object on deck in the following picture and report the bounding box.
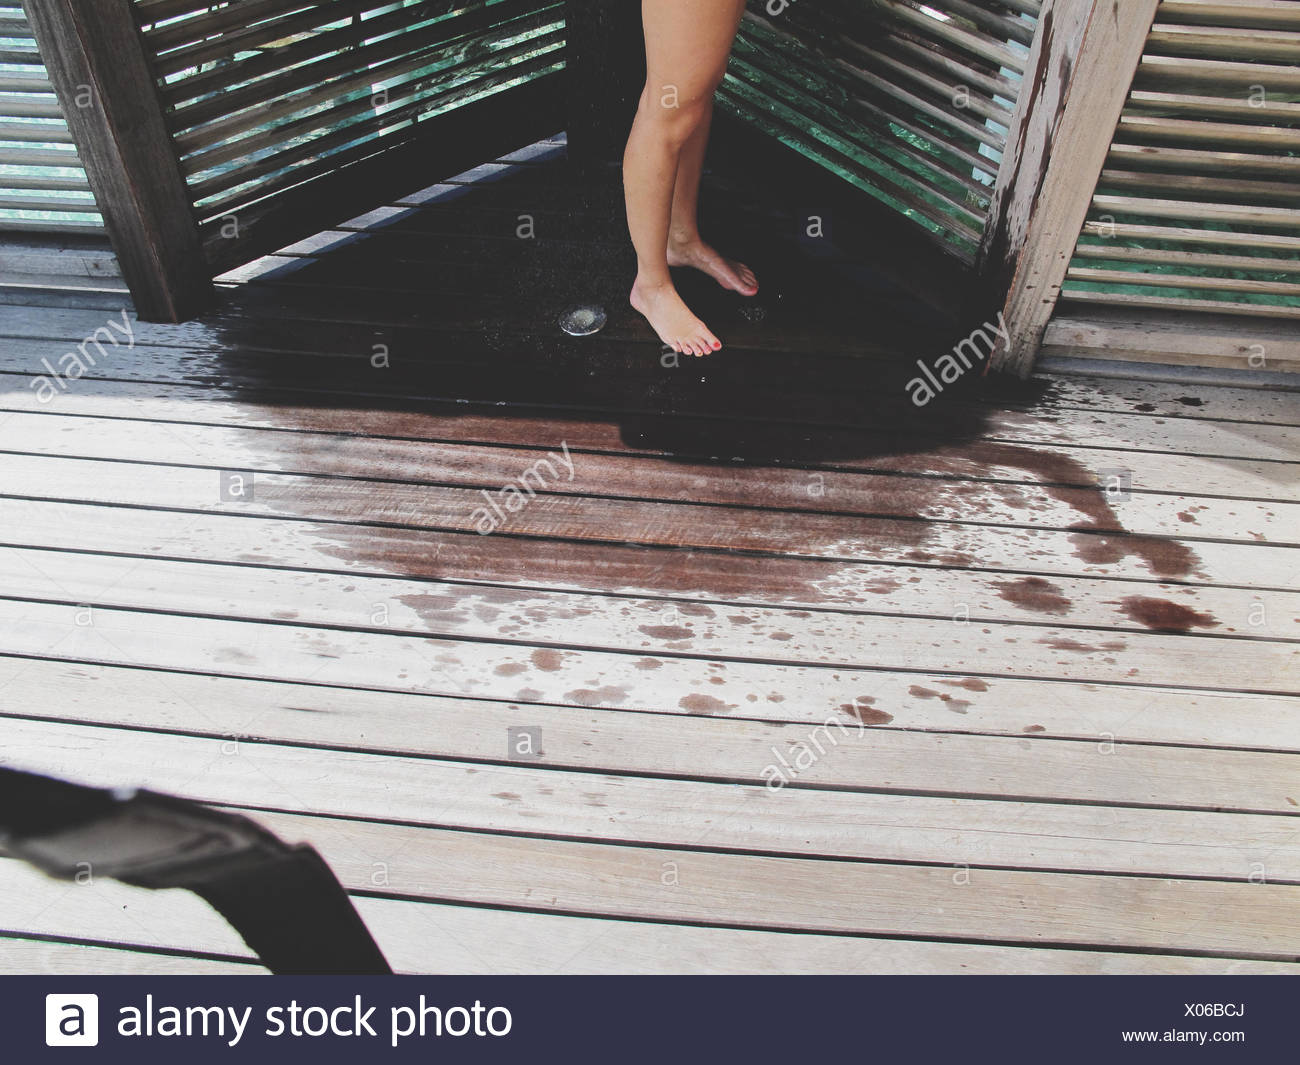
[0,767,391,975]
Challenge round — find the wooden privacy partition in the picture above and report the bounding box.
[28,0,1270,378]
[1040,0,1300,375]
[720,0,1045,266]
[23,0,566,321]
[0,3,103,235]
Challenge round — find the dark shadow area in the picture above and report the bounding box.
[206,120,1052,469]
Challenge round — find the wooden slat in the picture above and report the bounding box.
[180,26,564,178]
[1116,115,1300,152]
[0,94,63,119]
[1137,54,1300,92]
[1158,1,1300,30]
[1126,89,1300,122]
[1092,194,1300,230]
[1146,23,1300,62]
[0,73,53,92]
[1068,266,1300,298]
[1108,142,1300,177]
[1080,218,1300,252]
[189,47,564,210]
[1061,288,1300,321]
[1096,168,1300,207]
[1074,240,1300,274]
[872,0,1027,74]
[4,448,1294,587]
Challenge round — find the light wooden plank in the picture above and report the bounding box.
[1039,374,1300,425]
[0,938,263,975]
[4,655,1297,803]
[1092,194,1300,230]
[1138,54,1300,92]
[1077,240,1300,272]
[1080,218,1300,252]
[1061,288,1300,323]
[1042,311,1300,373]
[0,598,1295,735]
[1108,142,1300,178]
[254,808,1300,955]
[1116,115,1300,152]
[1068,266,1300,298]
[1148,22,1300,61]
[5,717,1300,886]
[5,860,1290,974]
[1158,1,1300,30]
[1126,88,1300,121]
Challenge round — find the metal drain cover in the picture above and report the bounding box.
[559,304,607,336]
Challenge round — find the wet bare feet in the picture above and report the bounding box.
[630,276,721,356]
[667,237,759,296]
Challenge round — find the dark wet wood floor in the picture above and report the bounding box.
[1,138,1298,974]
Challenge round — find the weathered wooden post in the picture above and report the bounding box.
[979,0,1160,377]
[22,0,212,322]
[564,0,645,168]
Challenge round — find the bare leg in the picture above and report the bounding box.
[667,98,759,297]
[624,0,747,356]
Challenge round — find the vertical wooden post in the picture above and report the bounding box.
[564,0,645,167]
[983,0,1159,377]
[23,0,212,322]
[977,0,1092,292]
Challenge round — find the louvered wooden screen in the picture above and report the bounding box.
[0,3,103,234]
[131,0,565,267]
[1058,0,1299,322]
[720,0,1042,264]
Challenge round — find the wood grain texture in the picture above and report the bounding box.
[991,0,1161,376]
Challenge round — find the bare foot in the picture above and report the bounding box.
[667,238,759,296]
[630,277,722,356]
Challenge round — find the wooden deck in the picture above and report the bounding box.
[1,138,1298,975]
